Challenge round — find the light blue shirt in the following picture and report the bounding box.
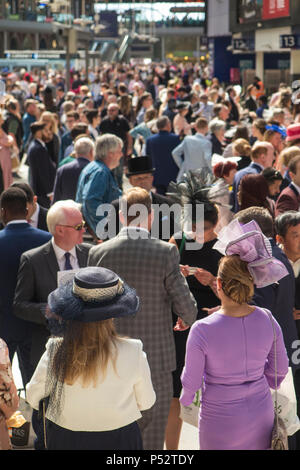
[172,133,212,182]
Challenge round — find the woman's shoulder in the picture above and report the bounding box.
[45,337,63,351]
[116,337,143,352]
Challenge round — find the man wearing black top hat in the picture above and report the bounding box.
[104,156,178,242]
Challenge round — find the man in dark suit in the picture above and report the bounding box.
[275,211,300,450]
[226,86,240,124]
[52,136,94,204]
[13,200,91,374]
[145,116,181,195]
[11,182,49,232]
[103,156,178,242]
[275,155,300,217]
[27,121,57,209]
[232,141,275,212]
[0,187,51,386]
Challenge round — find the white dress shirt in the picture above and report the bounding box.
[51,238,79,271]
[29,203,40,228]
[288,257,300,279]
[6,219,28,225]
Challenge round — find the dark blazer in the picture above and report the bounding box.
[52,157,90,204]
[275,183,300,217]
[0,223,51,346]
[228,96,240,122]
[104,191,179,242]
[37,205,48,232]
[232,161,262,213]
[145,131,180,191]
[208,133,225,156]
[252,240,299,372]
[27,139,57,209]
[13,240,91,370]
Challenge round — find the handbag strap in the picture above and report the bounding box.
[264,308,279,431]
[42,399,47,449]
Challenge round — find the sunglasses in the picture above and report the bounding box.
[58,221,86,231]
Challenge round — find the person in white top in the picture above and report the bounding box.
[25,266,156,450]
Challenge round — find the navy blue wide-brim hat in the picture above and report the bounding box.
[47,267,139,325]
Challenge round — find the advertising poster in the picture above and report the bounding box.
[238,0,263,23]
[238,0,290,24]
[262,0,290,20]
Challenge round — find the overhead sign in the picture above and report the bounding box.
[5,51,79,59]
[232,38,254,51]
[170,6,205,13]
[98,11,118,37]
[280,34,300,49]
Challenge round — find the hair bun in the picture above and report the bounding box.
[219,255,254,304]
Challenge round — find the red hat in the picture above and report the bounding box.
[286,124,300,142]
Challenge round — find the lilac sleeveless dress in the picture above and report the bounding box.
[180,307,289,450]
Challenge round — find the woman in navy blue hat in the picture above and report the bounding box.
[25,267,156,450]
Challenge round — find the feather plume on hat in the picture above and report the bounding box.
[166,168,231,210]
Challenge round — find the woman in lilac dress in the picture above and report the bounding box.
[180,219,290,450]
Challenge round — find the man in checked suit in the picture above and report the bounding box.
[13,200,91,374]
[88,187,197,450]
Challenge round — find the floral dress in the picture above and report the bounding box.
[0,339,19,450]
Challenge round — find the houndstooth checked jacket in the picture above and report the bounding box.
[88,227,198,373]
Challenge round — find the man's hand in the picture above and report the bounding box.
[173,317,190,331]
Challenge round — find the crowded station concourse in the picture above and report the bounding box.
[0,62,300,451]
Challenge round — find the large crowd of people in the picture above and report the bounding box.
[0,61,300,450]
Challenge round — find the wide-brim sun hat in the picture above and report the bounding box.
[47,267,139,326]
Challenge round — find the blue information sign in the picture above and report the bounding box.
[280,35,300,49]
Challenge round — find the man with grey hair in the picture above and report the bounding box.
[76,133,123,238]
[52,136,95,204]
[99,102,133,189]
[13,199,90,449]
[13,199,90,373]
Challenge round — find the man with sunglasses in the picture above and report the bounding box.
[13,200,91,378]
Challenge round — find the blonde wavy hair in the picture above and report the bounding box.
[53,319,119,387]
